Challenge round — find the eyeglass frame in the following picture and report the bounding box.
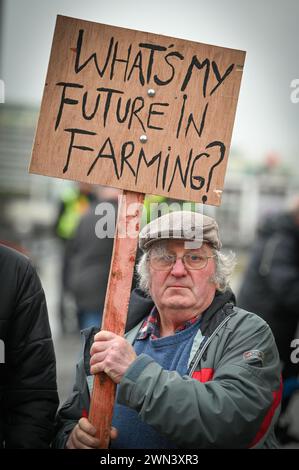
[149,251,216,271]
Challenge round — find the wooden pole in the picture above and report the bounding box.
[88,189,145,448]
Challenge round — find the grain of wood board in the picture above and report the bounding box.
[29,15,245,206]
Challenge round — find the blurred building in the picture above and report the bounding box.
[206,151,299,248]
[0,105,71,252]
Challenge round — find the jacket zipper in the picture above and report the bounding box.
[189,314,233,376]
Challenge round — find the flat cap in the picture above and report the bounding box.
[139,210,222,251]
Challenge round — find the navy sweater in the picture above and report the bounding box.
[111,318,202,449]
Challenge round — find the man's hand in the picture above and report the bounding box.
[89,331,137,383]
[66,417,118,449]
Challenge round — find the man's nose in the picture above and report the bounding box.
[170,258,187,276]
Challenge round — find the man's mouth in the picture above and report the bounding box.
[167,285,189,289]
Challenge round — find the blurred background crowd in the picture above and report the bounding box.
[0,0,298,447]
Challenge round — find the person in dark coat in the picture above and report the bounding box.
[0,244,59,448]
[66,187,120,330]
[238,202,299,443]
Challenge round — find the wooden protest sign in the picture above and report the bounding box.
[30,15,245,206]
[29,15,245,448]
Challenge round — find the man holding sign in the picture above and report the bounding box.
[53,211,281,449]
[29,15,280,448]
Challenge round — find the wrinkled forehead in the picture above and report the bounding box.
[149,239,212,255]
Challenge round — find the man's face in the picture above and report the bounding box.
[149,240,217,314]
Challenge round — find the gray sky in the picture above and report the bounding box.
[1,0,299,162]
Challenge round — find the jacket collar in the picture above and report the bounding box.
[200,288,236,336]
[81,288,236,374]
[125,287,236,334]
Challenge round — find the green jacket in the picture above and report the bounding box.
[53,289,281,449]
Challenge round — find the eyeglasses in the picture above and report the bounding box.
[150,252,215,271]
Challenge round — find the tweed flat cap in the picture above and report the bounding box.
[139,210,222,251]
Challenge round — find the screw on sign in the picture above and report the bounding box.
[29,15,245,448]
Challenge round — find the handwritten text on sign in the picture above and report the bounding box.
[30,16,245,205]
